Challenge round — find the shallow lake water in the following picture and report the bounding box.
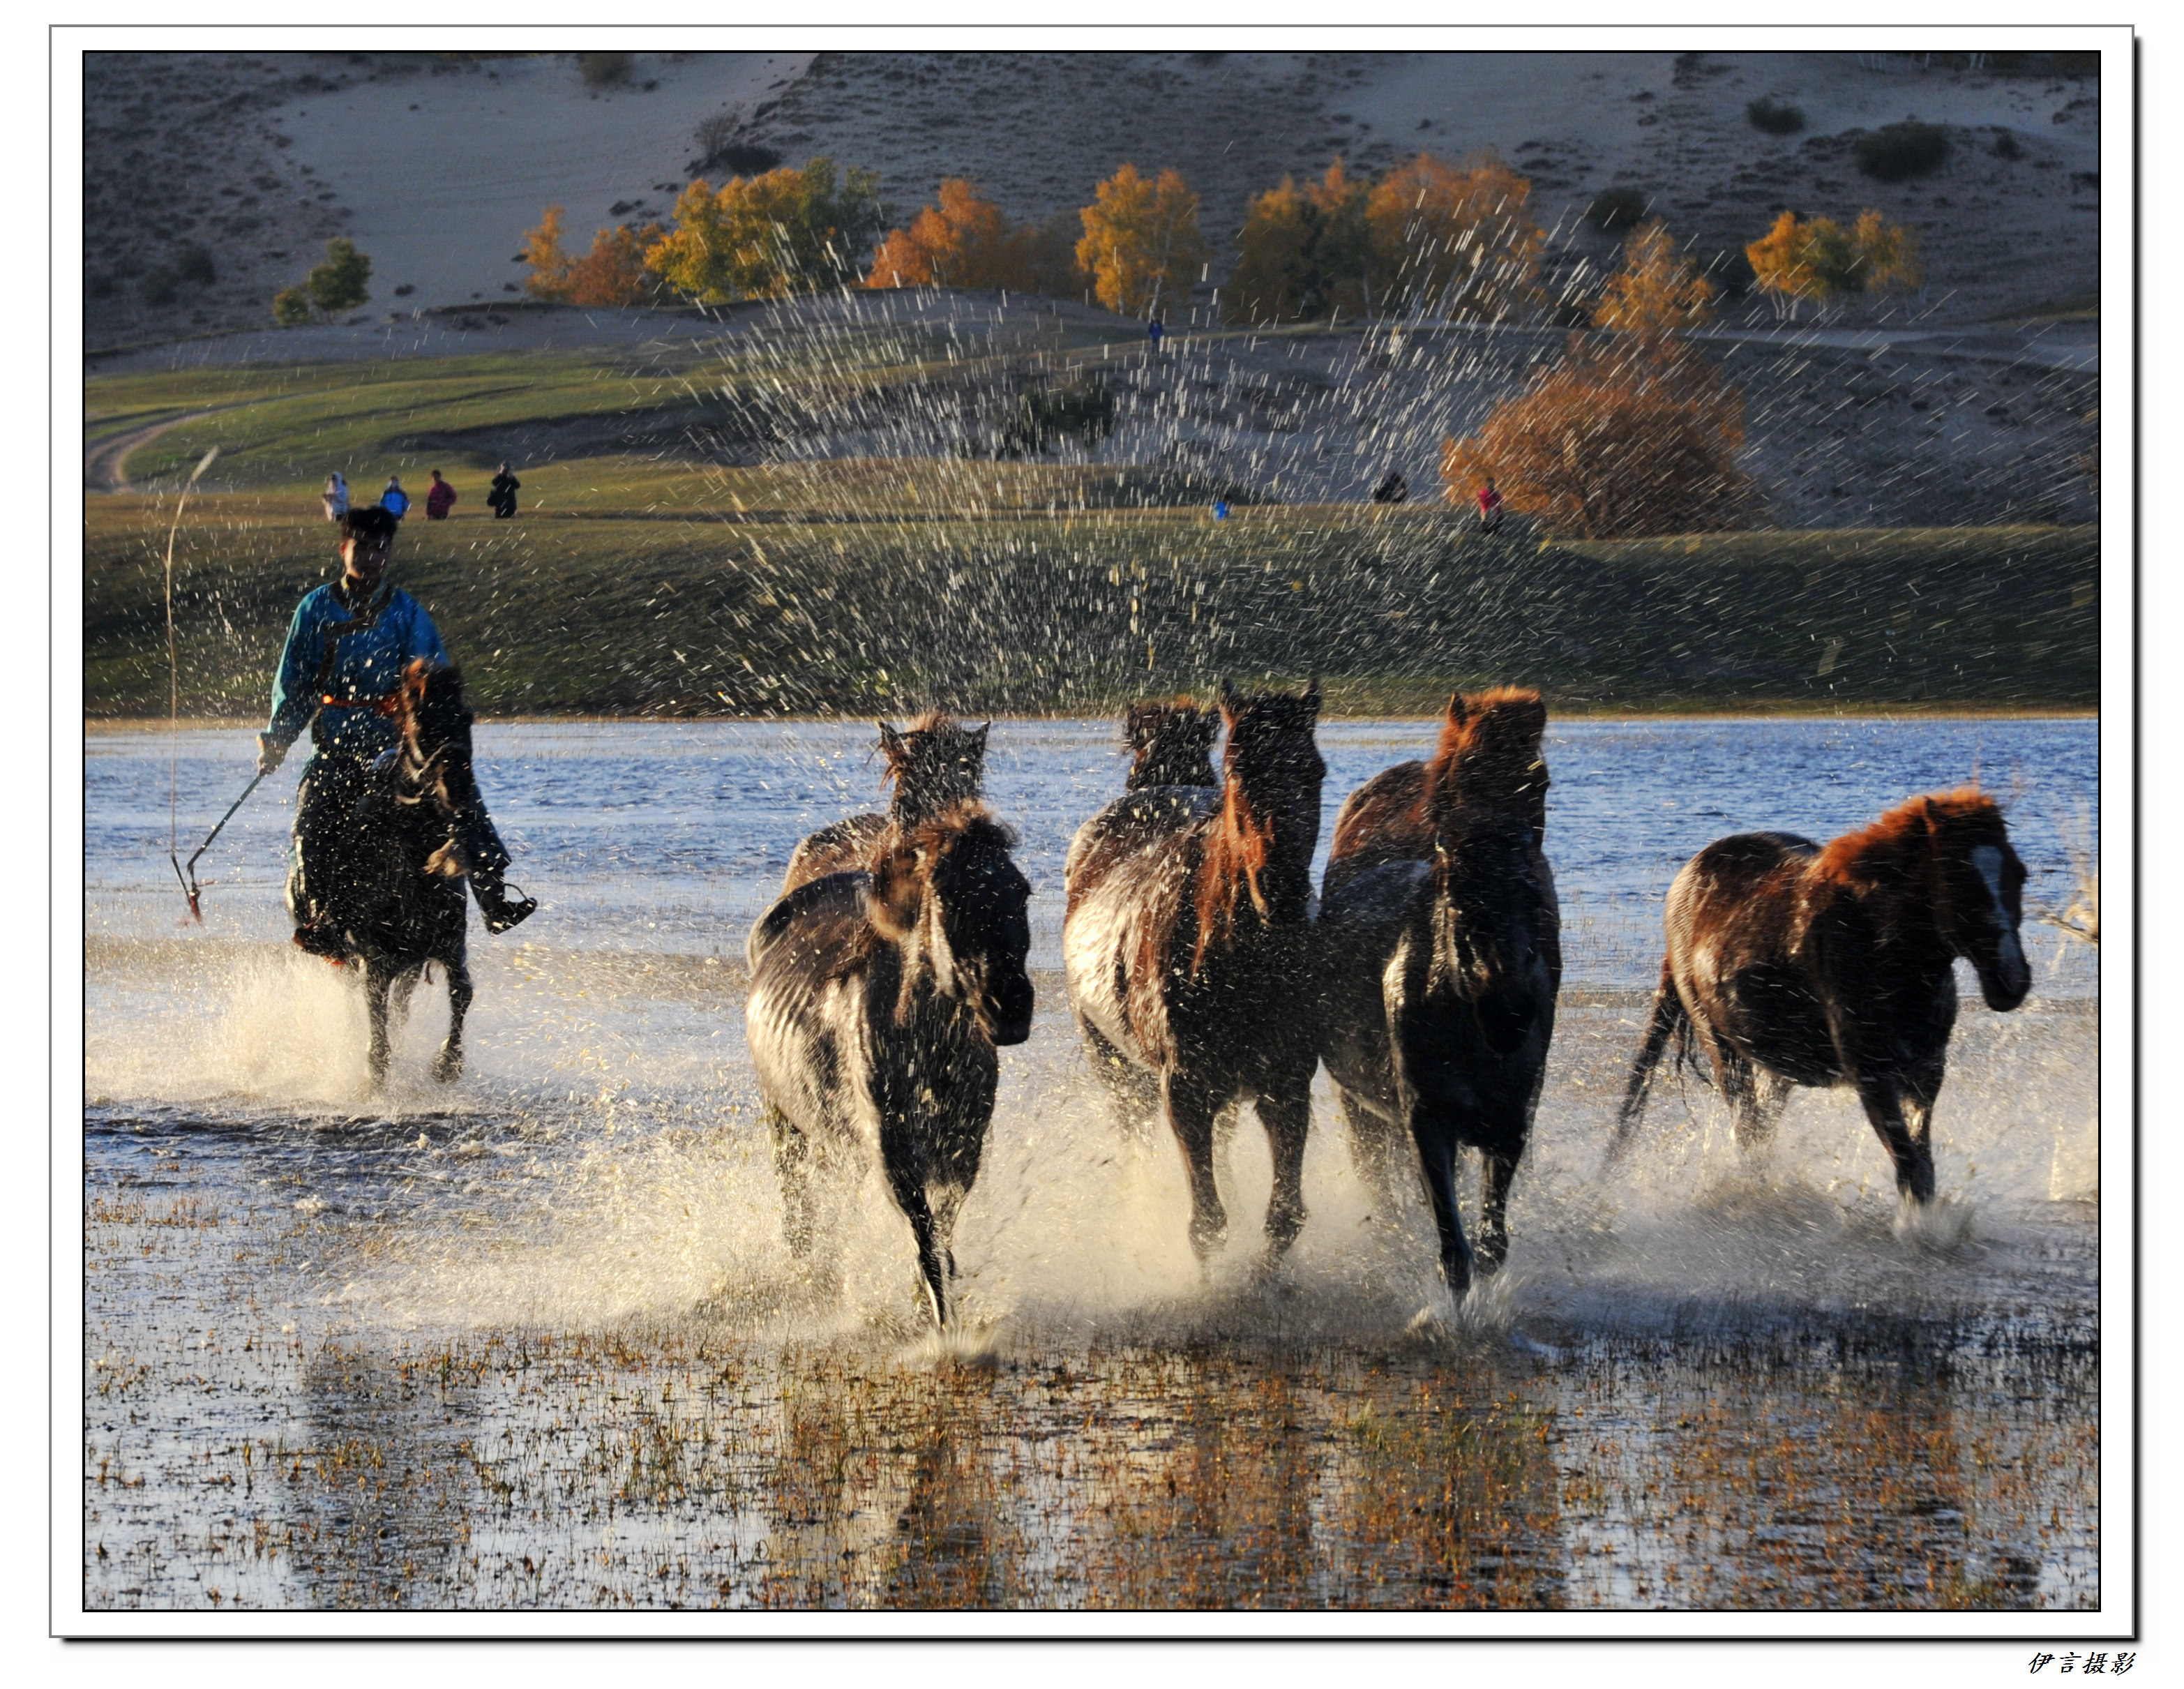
[82,716,2101,1612]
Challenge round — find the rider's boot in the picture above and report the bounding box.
[469,864,536,935]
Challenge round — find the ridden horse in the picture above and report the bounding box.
[781,713,988,894]
[1124,699,1220,791]
[1064,681,1327,1261]
[1317,689,1561,1296]
[308,659,478,1086]
[747,803,1034,1326]
[1613,789,2033,1204]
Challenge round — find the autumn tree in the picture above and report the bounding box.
[1365,153,1543,322]
[864,179,1023,290]
[646,158,886,303]
[1076,164,1211,317]
[1226,160,1371,324]
[1746,209,1920,317]
[521,205,574,299]
[564,224,664,307]
[1592,217,1716,334]
[1442,335,1756,538]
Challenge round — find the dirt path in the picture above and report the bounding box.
[84,409,228,493]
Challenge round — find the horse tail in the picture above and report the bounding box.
[1609,963,1689,1166]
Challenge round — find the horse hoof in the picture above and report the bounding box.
[432,1052,463,1085]
[1187,1216,1229,1259]
[1264,1201,1306,1256]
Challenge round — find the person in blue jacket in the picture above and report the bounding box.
[257,504,534,952]
[380,475,411,520]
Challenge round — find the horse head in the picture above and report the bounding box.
[380,659,474,809]
[1921,792,2033,1010]
[1426,687,1550,848]
[868,804,1034,1046]
[1124,699,1219,789]
[878,713,988,825]
[1194,680,1326,966]
[1430,811,1551,1052]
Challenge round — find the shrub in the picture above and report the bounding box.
[1441,336,1756,538]
[1854,121,1950,183]
[1992,131,2025,160]
[174,243,217,285]
[1592,218,1715,333]
[1366,152,1543,320]
[272,286,312,326]
[693,106,781,175]
[1746,96,1806,136]
[1076,164,1210,317]
[1588,186,1649,230]
[305,238,371,313]
[993,377,1115,456]
[578,52,631,87]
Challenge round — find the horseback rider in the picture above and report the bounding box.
[257,504,535,953]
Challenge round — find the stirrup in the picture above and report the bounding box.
[481,885,536,935]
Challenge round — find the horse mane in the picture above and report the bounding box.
[1813,788,2003,894]
[1125,699,1219,789]
[1191,684,1320,970]
[1424,686,1548,830]
[878,712,988,823]
[866,802,1018,945]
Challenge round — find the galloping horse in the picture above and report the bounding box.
[1613,789,2033,1205]
[1064,681,1327,1261]
[307,659,479,1086]
[1317,689,1561,1296]
[782,713,988,894]
[747,802,1034,1326]
[1124,699,1219,791]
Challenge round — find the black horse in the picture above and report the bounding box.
[300,659,484,1086]
[1316,689,1560,1296]
[782,713,989,894]
[747,803,1034,1326]
[1124,699,1219,791]
[1064,682,1327,1261]
[1613,789,2032,1206]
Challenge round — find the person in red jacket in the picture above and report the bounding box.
[1476,475,1505,534]
[424,468,458,520]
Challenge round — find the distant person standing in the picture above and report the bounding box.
[1212,496,1230,521]
[425,469,458,521]
[1372,470,1408,505]
[322,471,349,523]
[1147,315,1164,355]
[488,462,520,520]
[1476,475,1504,534]
[381,475,411,522]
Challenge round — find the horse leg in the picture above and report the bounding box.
[1254,1070,1312,1260]
[1857,1076,1936,1205]
[1082,1020,1159,1144]
[432,952,473,1084]
[767,1109,816,1259]
[1410,1116,1475,1299]
[1715,1045,1771,1159]
[362,959,395,1088]
[881,1153,950,1328]
[1338,1085,1401,1226]
[1162,1069,1228,1260]
[1477,1143,1523,1276]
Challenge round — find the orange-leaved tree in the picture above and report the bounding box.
[1076,163,1210,317]
[522,207,663,306]
[1592,217,1717,334]
[1442,335,1757,538]
[1365,152,1543,321]
[864,179,1023,290]
[1746,209,1919,317]
[1226,160,1372,324]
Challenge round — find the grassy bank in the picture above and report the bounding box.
[86,483,2097,717]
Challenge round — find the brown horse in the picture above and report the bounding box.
[1613,789,2033,1204]
[781,713,988,894]
[1064,681,1327,1259]
[1317,689,1560,1295]
[748,802,1034,1326]
[1124,699,1219,791]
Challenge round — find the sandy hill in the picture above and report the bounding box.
[82,48,2099,353]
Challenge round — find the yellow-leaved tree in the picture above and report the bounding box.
[1076,164,1210,318]
[646,159,885,303]
[1365,153,1543,321]
[1226,160,1372,324]
[1592,217,1717,334]
[864,179,1021,290]
[1747,209,1919,317]
[521,206,573,299]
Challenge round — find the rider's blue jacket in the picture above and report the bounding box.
[264,580,447,765]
